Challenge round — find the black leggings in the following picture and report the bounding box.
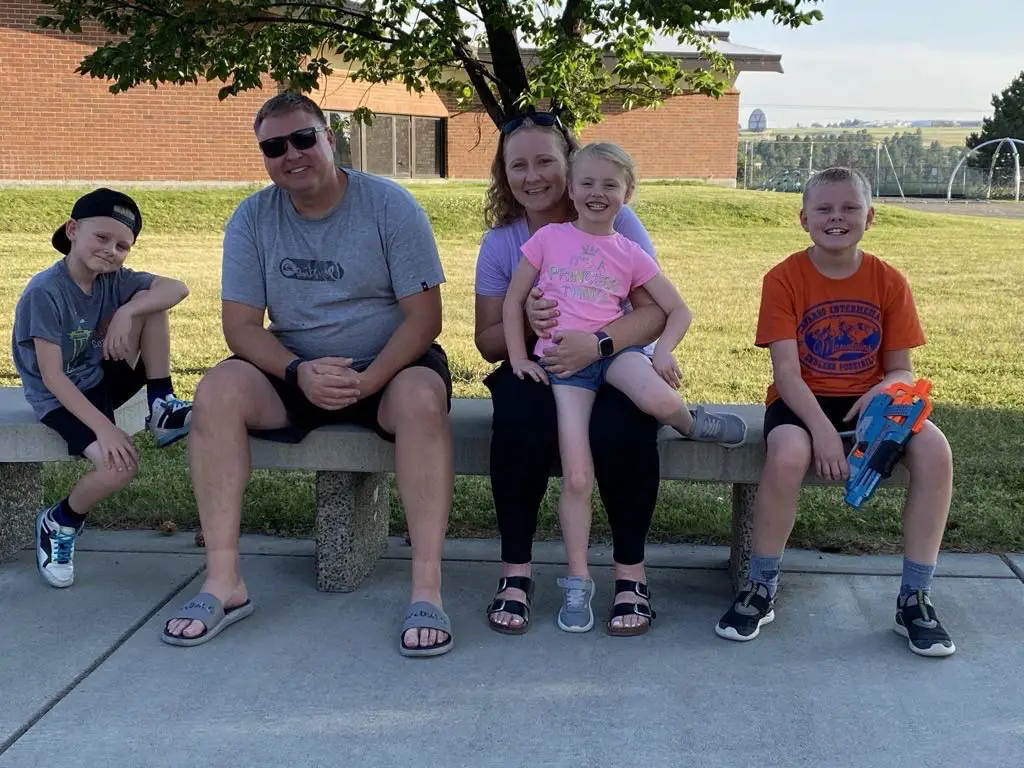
[484,361,661,566]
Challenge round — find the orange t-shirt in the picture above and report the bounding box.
[756,250,925,405]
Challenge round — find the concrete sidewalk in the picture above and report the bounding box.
[2,532,1023,767]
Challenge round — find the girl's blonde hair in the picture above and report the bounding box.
[569,142,638,201]
[483,118,581,229]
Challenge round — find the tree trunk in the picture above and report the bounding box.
[477,0,530,125]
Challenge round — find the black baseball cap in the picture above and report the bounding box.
[51,188,143,255]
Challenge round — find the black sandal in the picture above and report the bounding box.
[486,576,535,635]
[606,580,656,637]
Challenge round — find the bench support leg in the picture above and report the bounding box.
[729,482,757,593]
[314,470,390,593]
[0,463,43,563]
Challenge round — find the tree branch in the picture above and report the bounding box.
[476,0,529,119]
[407,0,504,125]
[244,14,401,45]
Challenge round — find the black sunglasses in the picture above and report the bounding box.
[258,127,329,159]
[500,111,568,136]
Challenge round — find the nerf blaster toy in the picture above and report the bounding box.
[844,378,933,509]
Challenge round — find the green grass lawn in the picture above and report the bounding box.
[1,183,1022,553]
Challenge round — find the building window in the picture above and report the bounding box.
[328,112,361,170]
[327,111,445,178]
[413,117,444,177]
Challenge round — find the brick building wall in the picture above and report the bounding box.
[0,0,269,182]
[443,91,740,184]
[314,72,448,116]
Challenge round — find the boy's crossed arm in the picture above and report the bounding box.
[104,276,189,362]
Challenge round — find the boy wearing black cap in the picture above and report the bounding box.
[12,188,193,588]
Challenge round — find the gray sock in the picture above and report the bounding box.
[748,554,781,599]
[900,558,936,601]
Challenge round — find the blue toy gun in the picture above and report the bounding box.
[844,379,933,509]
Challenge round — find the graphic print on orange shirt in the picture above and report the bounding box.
[796,299,882,376]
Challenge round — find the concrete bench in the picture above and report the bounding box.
[250,397,908,592]
[0,387,148,562]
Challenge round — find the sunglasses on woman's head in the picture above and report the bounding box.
[258,126,329,159]
[499,111,567,136]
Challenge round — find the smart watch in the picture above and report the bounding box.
[595,331,614,358]
[285,358,303,387]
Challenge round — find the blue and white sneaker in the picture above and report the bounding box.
[147,395,193,447]
[36,505,82,589]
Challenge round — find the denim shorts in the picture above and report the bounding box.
[550,346,645,392]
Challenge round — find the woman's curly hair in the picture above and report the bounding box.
[483,118,581,229]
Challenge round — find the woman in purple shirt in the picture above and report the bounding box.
[474,111,667,636]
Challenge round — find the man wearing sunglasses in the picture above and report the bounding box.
[163,92,456,657]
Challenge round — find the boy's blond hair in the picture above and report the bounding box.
[802,167,873,208]
[569,142,638,200]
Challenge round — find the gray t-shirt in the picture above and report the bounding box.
[222,169,445,369]
[12,260,155,417]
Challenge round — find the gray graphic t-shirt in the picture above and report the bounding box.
[222,170,445,368]
[12,260,155,417]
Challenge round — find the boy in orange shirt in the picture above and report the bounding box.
[715,167,955,657]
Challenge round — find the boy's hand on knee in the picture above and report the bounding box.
[95,424,139,473]
[810,426,848,481]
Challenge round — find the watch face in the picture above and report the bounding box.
[600,337,614,357]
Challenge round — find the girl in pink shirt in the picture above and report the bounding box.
[503,143,748,632]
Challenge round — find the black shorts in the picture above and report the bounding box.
[762,394,861,444]
[246,343,453,445]
[41,359,149,457]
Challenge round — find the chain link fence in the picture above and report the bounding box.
[736,132,1023,200]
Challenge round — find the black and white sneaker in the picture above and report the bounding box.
[895,590,956,657]
[147,395,193,448]
[715,582,775,641]
[35,504,82,589]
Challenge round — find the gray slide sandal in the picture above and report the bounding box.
[399,601,454,658]
[161,592,254,647]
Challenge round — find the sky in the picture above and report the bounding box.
[661,0,1022,128]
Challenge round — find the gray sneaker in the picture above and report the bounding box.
[556,576,595,632]
[687,406,748,448]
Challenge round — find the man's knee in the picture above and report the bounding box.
[381,368,449,430]
[193,361,260,425]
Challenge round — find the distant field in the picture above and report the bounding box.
[740,126,973,148]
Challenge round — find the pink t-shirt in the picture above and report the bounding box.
[521,222,660,356]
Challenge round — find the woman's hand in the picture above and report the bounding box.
[540,331,600,378]
[525,287,559,339]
